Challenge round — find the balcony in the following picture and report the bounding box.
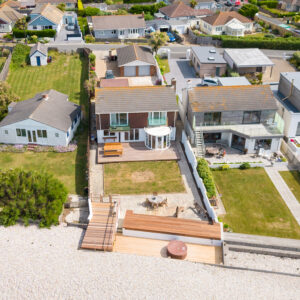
[148,117,167,126]
[110,124,130,132]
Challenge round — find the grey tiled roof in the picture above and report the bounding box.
[30,42,48,56]
[95,87,178,114]
[191,46,226,64]
[0,90,80,132]
[189,85,278,112]
[117,45,156,67]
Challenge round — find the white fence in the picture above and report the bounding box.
[181,131,218,222]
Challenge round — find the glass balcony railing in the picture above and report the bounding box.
[148,117,167,126]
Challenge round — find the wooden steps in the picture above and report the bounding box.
[81,201,119,251]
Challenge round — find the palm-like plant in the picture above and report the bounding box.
[148,32,168,55]
[190,0,197,8]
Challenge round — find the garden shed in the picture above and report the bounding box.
[30,43,48,66]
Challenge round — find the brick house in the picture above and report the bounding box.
[95,86,178,150]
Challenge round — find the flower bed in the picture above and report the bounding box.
[210,162,265,169]
[0,143,77,153]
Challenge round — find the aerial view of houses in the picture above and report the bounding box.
[0,0,300,297]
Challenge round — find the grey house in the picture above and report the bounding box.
[92,14,145,40]
[157,0,215,10]
[181,85,283,156]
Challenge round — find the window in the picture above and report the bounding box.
[104,130,115,137]
[124,129,139,141]
[55,133,59,137]
[216,26,222,32]
[44,25,52,29]
[4,130,8,134]
[130,28,138,34]
[243,111,261,124]
[16,129,26,137]
[204,112,221,125]
[148,112,167,126]
[119,30,125,35]
[37,130,42,138]
[67,131,69,138]
[296,122,300,136]
[33,25,37,30]
[42,130,47,138]
[110,113,128,126]
[256,67,263,72]
[111,30,116,34]
[196,62,200,70]
[74,116,77,124]
[255,139,271,150]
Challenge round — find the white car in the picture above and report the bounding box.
[198,78,219,86]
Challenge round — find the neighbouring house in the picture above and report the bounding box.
[100,78,130,88]
[63,11,78,30]
[95,86,178,150]
[19,0,36,9]
[223,48,274,75]
[28,3,64,32]
[279,0,300,11]
[35,0,77,9]
[159,1,212,33]
[0,90,81,146]
[181,85,283,154]
[116,44,157,77]
[30,42,48,66]
[0,5,24,33]
[146,19,170,33]
[217,76,251,86]
[200,11,253,36]
[0,0,21,11]
[157,0,216,10]
[92,14,146,40]
[189,46,227,78]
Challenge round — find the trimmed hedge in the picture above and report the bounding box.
[129,2,166,15]
[0,169,67,227]
[257,0,278,8]
[13,28,56,38]
[124,0,155,2]
[197,158,216,199]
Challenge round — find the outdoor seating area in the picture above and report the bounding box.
[98,142,180,163]
[145,194,168,209]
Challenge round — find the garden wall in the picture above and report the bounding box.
[0,52,12,81]
[188,30,222,46]
[181,131,218,223]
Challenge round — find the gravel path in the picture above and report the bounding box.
[0,225,299,300]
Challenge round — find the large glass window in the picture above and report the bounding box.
[124,129,139,141]
[243,111,261,124]
[148,112,167,126]
[255,139,271,150]
[110,113,128,126]
[203,112,221,125]
[16,129,26,137]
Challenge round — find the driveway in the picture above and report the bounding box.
[165,59,202,98]
[54,25,83,44]
[263,58,296,83]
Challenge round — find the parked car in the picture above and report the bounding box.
[197,77,219,87]
[167,32,176,42]
[105,70,115,79]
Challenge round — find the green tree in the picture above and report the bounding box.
[239,4,259,19]
[190,0,197,8]
[148,31,168,54]
[0,82,20,121]
[57,3,66,11]
[115,8,128,15]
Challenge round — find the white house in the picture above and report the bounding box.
[200,11,253,36]
[0,5,24,33]
[0,90,81,146]
[35,0,77,9]
[30,43,48,66]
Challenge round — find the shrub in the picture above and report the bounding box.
[129,2,166,15]
[219,164,230,171]
[0,169,67,227]
[85,34,95,43]
[293,51,300,65]
[84,6,101,16]
[239,4,259,19]
[257,1,278,8]
[78,0,84,14]
[124,0,155,3]
[197,158,216,198]
[240,162,251,170]
[12,28,56,38]
[11,44,30,69]
[78,16,89,35]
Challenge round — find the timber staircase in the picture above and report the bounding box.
[195,130,205,158]
[81,200,119,251]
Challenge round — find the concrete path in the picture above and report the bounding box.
[89,144,103,200]
[265,167,300,225]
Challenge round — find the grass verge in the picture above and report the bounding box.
[279,171,300,204]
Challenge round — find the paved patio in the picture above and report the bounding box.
[263,58,295,83]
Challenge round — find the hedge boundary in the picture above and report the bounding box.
[13,28,56,38]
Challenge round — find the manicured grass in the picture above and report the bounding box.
[213,168,300,239]
[280,171,300,204]
[155,55,170,74]
[7,51,89,113]
[0,125,88,195]
[104,161,185,195]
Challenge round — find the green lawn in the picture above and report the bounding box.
[213,168,300,239]
[104,161,185,195]
[155,55,170,75]
[280,171,300,204]
[3,51,89,195]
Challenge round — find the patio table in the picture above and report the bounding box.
[206,147,219,155]
[148,195,164,206]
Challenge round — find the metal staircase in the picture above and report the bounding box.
[195,129,205,158]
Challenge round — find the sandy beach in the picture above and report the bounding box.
[0,225,299,300]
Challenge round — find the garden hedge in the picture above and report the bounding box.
[0,169,68,227]
[124,0,155,3]
[257,1,278,8]
[13,28,56,38]
[197,158,216,199]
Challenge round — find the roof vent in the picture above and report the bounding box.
[208,57,215,61]
[209,49,216,53]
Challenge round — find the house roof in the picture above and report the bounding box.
[30,4,64,25]
[280,72,300,92]
[35,0,77,4]
[95,86,178,114]
[188,85,278,112]
[0,0,21,9]
[30,42,48,56]
[117,45,156,67]
[92,14,145,30]
[0,5,23,24]
[201,11,251,26]
[159,2,211,18]
[191,46,226,64]
[0,90,80,132]
[217,76,251,86]
[224,48,274,68]
[168,0,214,5]
[100,78,129,88]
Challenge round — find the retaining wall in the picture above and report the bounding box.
[0,52,12,81]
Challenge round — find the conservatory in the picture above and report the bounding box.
[144,126,171,150]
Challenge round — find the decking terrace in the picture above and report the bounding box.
[97,142,180,164]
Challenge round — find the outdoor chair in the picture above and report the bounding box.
[159,198,168,207]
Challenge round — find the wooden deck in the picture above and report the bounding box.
[123,210,222,241]
[114,234,223,264]
[81,202,118,251]
[97,142,180,164]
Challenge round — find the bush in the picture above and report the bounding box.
[219,164,230,171]
[83,6,101,16]
[13,28,56,38]
[197,158,216,199]
[239,4,259,19]
[240,162,251,170]
[78,0,84,13]
[124,0,155,3]
[0,169,67,227]
[11,44,30,69]
[129,2,166,15]
[257,1,278,8]
[78,16,89,35]
[85,34,95,43]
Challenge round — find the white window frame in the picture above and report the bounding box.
[124,129,139,141]
[110,113,128,127]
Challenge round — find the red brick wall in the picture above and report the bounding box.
[100,114,110,129]
[119,66,124,77]
[129,113,148,128]
[167,112,176,127]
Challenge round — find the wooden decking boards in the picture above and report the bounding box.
[81,202,118,251]
[123,210,222,241]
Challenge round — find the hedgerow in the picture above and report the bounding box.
[12,28,56,38]
[197,158,216,199]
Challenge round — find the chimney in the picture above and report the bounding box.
[171,78,176,90]
[42,94,49,101]
[141,11,144,18]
